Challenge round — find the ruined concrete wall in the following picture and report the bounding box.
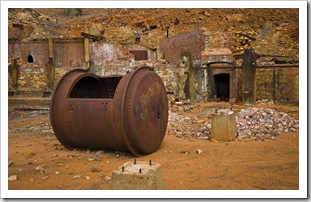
[90,42,143,65]
[90,42,120,64]
[54,40,84,67]
[256,68,299,104]
[8,41,49,66]
[158,30,205,64]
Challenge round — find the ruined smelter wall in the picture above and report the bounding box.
[9,41,49,66]
[256,67,299,104]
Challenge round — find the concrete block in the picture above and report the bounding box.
[111,161,164,190]
[210,109,237,142]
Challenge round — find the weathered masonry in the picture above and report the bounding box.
[8,28,299,105]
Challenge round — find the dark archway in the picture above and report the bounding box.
[27,54,33,63]
[214,73,230,101]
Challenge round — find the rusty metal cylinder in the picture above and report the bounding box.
[50,66,168,156]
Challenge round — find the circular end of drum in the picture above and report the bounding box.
[123,67,168,156]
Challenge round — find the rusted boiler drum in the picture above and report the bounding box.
[50,66,168,156]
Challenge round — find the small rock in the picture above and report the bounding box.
[100,175,111,181]
[85,148,91,154]
[55,171,60,175]
[211,139,218,143]
[196,149,203,154]
[35,165,45,171]
[73,175,81,179]
[41,176,48,180]
[91,166,101,172]
[96,150,105,155]
[85,176,91,180]
[27,162,33,165]
[94,157,101,161]
[8,175,18,181]
[8,161,13,166]
[104,176,111,181]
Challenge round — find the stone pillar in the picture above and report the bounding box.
[111,160,164,190]
[242,49,256,104]
[84,37,90,62]
[210,109,237,142]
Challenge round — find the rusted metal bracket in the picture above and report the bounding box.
[81,32,99,41]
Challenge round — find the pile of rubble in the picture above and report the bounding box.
[235,107,299,140]
[167,111,211,140]
[167,107,299,141]
[256,99,276,105]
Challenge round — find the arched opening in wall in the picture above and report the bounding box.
[27,54,34,63]
[213,73,230,102]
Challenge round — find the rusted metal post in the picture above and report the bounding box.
[242,49,256,104]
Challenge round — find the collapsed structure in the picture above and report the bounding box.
[8,8,299,105]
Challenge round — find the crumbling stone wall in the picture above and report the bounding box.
[8,40,85,67]
[17,68,47,90]
[9,41,49,66]
[9,66,76,92]
[90,42,129,65]
[158,30,205,65]
[153,67,175,93]
[202,30,234,51]
[256,68,299,104]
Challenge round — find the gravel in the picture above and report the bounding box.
[167,107,299,141]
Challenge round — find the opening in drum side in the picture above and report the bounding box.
[69,76,122,98]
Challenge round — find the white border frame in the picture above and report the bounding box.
[1,1,308,199]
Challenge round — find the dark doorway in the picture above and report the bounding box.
[27,54,33,63]
[214,73,230,101]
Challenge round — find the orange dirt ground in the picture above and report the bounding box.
[8,102,299,192]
